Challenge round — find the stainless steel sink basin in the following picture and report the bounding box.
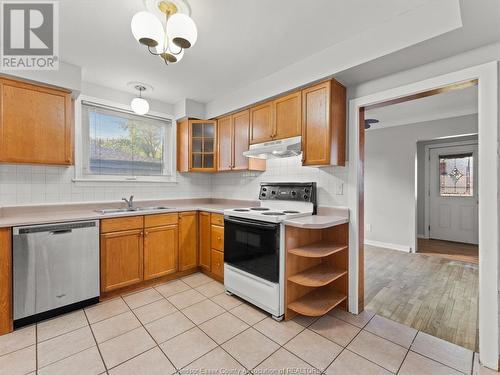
[94,206,171,215]
[136,206,171,211]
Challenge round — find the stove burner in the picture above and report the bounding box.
[283,210,300,214]
[233,208,250,212]
[250,207,270,211]
[261,212,286,216]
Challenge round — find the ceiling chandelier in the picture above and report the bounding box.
[131,0,197,65]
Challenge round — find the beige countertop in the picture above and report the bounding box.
[0,199,349,228]
[0,198,258,227]
[284,206,349,229]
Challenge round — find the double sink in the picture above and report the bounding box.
[94,206,172,215]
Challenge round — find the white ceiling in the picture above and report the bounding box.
[335,0,500,87]
[59,0,432,104]
[365,85,478,130]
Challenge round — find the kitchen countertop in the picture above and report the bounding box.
[0,199,349,228]
[283,206,349,229]
[0,198,258,227]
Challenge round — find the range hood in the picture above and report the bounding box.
[243,136,302,160]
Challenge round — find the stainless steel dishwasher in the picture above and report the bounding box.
[13,220,100,327]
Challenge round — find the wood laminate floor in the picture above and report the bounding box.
[365,245,479,351]
[417,238,478,264]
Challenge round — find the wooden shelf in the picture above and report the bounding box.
[288,288,347,317]
[288,242,347,258]
[288,264,347,287]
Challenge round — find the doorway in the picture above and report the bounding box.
[348,62,499,369]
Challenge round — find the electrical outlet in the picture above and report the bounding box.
[336,182,344,195]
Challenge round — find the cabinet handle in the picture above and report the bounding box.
[144,231,149,236]
[217,237,221,240]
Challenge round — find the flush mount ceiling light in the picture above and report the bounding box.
[131,85,150,115]
[131,0,197,65]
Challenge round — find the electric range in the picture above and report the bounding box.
[223,182,316,320]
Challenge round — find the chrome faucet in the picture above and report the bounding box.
[122,195,135,210]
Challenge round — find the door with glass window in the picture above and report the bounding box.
[429,144,478,244]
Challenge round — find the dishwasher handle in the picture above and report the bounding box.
[49,229,72,235]
[13,221,98,235]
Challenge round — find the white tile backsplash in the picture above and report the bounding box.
[211,156,348,207]
[0,156,347,207]
[0,165,212,206]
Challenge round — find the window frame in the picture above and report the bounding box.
[74,95,177,184]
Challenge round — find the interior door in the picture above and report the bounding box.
[429,144,478,244]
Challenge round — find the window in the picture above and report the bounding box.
[79,101,174,182]
[439,153,473,197]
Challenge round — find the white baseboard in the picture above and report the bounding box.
[365,239,411,253]
[417,234,428,239]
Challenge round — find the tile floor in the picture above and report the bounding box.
[0,272,491,375]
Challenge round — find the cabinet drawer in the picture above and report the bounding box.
[144,213,178,228]
[211,213,224,226]
[211,250,224,279]
[101,216,144,233]
[211,225,224,252]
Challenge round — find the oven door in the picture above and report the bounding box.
[224,216,280,283]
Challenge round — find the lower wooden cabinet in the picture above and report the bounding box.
[179,211,198,271]
[211,249,224,279]
[144,224,178,280]
[199,212,211,270]
[211,224,224,252]
[100,229,144,293]
[0,228,12,335]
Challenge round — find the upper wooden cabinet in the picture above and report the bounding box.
[177,119,217,173]
[249,92,302,145]
[217,115,233,172]
[274,91,301,140]
[178,211,198,271]
[302,79,346,166]
[0,77,73,165]
[249,101,274,144]
[217,109,252,172]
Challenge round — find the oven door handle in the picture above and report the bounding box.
[224,216,278,229]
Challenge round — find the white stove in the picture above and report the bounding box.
[223,182,317,320]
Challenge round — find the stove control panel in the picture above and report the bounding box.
[259,182,316,204]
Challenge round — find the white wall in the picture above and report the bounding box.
[211,156,348,207]
[365,115,478,250]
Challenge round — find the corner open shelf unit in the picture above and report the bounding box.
[285,223,348,319]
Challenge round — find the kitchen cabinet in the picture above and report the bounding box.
[217,110,264,172]
[211,225,224,252]
[179,211,198,271]
[211,249,224,279]
[0,77,73,165]
[0,228,12,335]
[301,79,346,166]
[177,119,217,173]
[100,228,144,293]
[217,115,233,172]
[249,101,274,144]
[199,211,211,270]
[274,91,301,140]
[144,214,179,280]
[249,92,301,144]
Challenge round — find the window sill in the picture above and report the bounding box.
[72,177,178,185]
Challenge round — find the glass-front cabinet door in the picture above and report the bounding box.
[190,120,217,172]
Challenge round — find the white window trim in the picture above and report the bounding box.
[74,95,177,184]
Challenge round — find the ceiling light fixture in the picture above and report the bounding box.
[131,0,197,65]
[131,85,150,115]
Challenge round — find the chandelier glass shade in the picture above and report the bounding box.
[131,1,197,65]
